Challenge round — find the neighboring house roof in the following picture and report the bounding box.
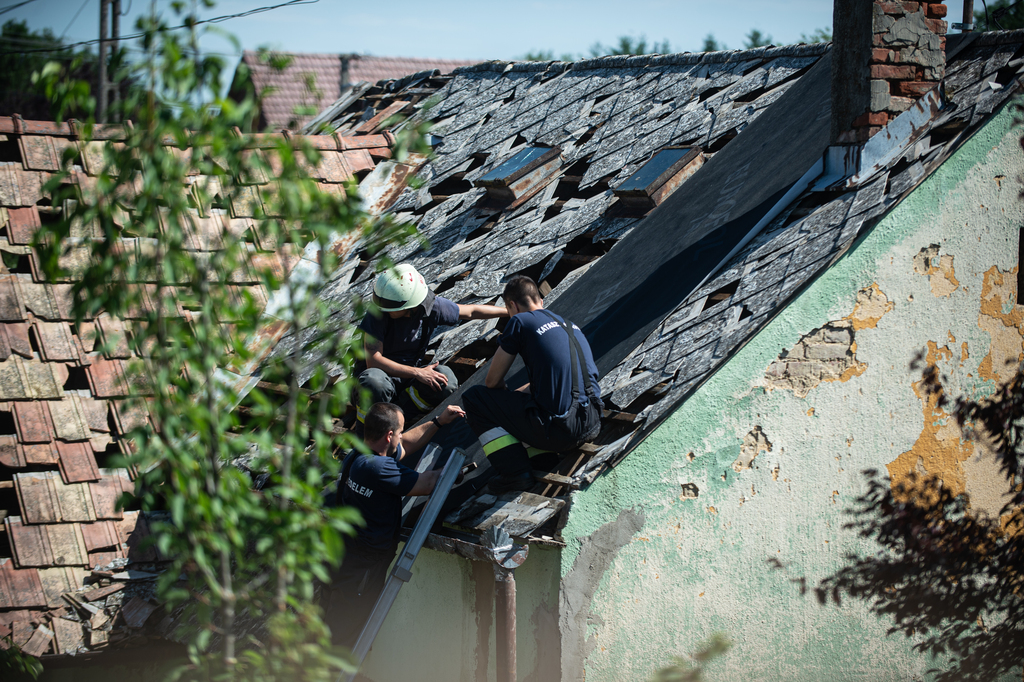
[294,30,1024,544]
[0,116,397,656]
[235,51,480,132]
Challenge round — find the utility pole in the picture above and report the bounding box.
[98,0,109,123]
[111,0,120,111]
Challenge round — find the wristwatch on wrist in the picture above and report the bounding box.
[432,416,443,429]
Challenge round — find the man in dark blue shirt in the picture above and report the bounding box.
[463,275,603,492]
[322,400,465,646]
[358,263,506,422]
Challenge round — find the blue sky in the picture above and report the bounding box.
[6,0,838,64]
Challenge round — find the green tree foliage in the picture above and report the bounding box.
[589,34,671,57]
[816,361,1024,681]
[518,49,576,62]
[799,27,832,44]
[743,29,774,49]
[33,3,427,680]
[649,634,731,682]
[975,0,1024,31]
[0,638,43,680]
[702,34,725,52]
[0,19,97,120]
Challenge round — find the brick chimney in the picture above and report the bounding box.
[831,0,948,145]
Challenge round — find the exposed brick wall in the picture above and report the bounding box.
[837,0,947,144]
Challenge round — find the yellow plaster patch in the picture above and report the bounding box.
[912,244,961,297]
[847,283,895,330]
[887,341,973,498]
[977,265,1023,384]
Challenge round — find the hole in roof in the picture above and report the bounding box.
[349,250,373,283]
[530,234,615,295]
[430,173,474,200]
[698,85,727,103]
[0,406,15,437]
[993,64,1019,88]
[63,365,91,391]
[466,154,488,173]
[502,90,516,104]
[733,85,771,104]
[510,133,529,148]
[354,169,372,182]
[433,269,471,296]
[701,279,740,313]
[576,124,603,148]
[2,252,30,274]
[738,305,753,322]
[0,137,20,164]
[94,440,124,472]
[27,326,41,357]
[542,201,564,223]
[464,213,501,242]
[705,131,738,154]
[884,155,916,195]
[593,93,614,107]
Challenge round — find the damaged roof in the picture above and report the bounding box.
[0,113,400,656]
[235,51,480,131]
[289,30,1024,544]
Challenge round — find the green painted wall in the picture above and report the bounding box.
[560,102,1024,682]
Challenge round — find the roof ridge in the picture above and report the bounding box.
[453,42,832,76]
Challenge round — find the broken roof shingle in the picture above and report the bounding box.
[293,32,1024,542]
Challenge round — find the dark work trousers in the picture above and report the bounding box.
[320,542,396,648]
[463,385,601,478]
[357,366,458,421]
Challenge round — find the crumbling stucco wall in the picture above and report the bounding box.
[559,103,1024,682]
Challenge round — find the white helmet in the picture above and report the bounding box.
[372,264,429,312]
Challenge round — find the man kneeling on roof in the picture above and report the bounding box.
[463,275,603,493]
[358,263,507,423]
[322,400,465,647]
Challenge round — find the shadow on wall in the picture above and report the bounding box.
[771,359,1024,682]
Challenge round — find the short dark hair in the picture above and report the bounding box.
[503,275,542,308]
[364,402,403,442]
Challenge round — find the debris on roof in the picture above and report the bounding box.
[293,31,1024,547]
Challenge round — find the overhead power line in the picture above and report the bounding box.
[0,0,318,55]
[0,0,39,17]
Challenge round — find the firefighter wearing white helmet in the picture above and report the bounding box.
[357,264,508,423]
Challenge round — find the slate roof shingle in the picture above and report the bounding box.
[295,32,1024,543]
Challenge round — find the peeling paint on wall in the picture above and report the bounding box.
[977,265,1022,384]
[886,339,974,497]
[732,425,772,472]
[913,244,960,297]
[764,284,896,398]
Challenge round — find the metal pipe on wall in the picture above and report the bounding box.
[494,566,517,682]
[963,0,975,31]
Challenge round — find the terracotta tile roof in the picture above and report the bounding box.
[0,112,398,656]
[236,51,479,132]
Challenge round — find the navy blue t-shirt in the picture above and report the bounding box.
[499,309,601,416]
[340,450,419,552]
[359,294,460,367]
